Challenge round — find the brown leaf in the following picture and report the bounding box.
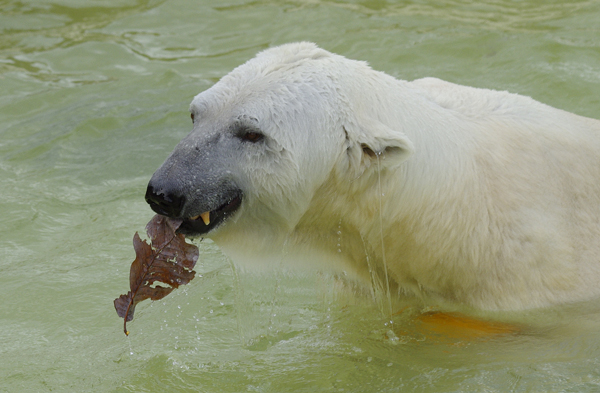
[114,214,199,335]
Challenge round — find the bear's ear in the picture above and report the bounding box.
[344,116,414,171]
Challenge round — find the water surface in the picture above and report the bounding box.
[1,0,600,391]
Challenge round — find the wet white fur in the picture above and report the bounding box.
[189,42,600,310]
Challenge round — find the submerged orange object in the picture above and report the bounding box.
[414,311,520,341]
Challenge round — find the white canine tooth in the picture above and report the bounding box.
[200,211,210,225]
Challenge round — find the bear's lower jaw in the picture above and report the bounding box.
[177,192,243,237]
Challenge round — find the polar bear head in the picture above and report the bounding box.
[146,42,414,247]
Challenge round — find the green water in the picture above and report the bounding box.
[1,0,600,391]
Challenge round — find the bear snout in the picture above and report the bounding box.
[145,183,186,218]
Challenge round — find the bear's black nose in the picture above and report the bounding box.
[145,183,186,218]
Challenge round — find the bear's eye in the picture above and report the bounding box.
[190,113,195,123]
[240,131,264,143]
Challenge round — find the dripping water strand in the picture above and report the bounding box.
[361,233,386,314]
[337,218,342,254]
[127,334,134,356]
[376,153,394,325]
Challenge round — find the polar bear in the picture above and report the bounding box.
[145,42,600,311]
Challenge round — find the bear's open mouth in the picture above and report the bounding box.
[177,193,243,237]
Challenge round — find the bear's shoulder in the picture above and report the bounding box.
[408,77,541,119]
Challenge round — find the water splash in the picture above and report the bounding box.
[229,260,246,344]
[230,238,290,348]
[267,239,288,333]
